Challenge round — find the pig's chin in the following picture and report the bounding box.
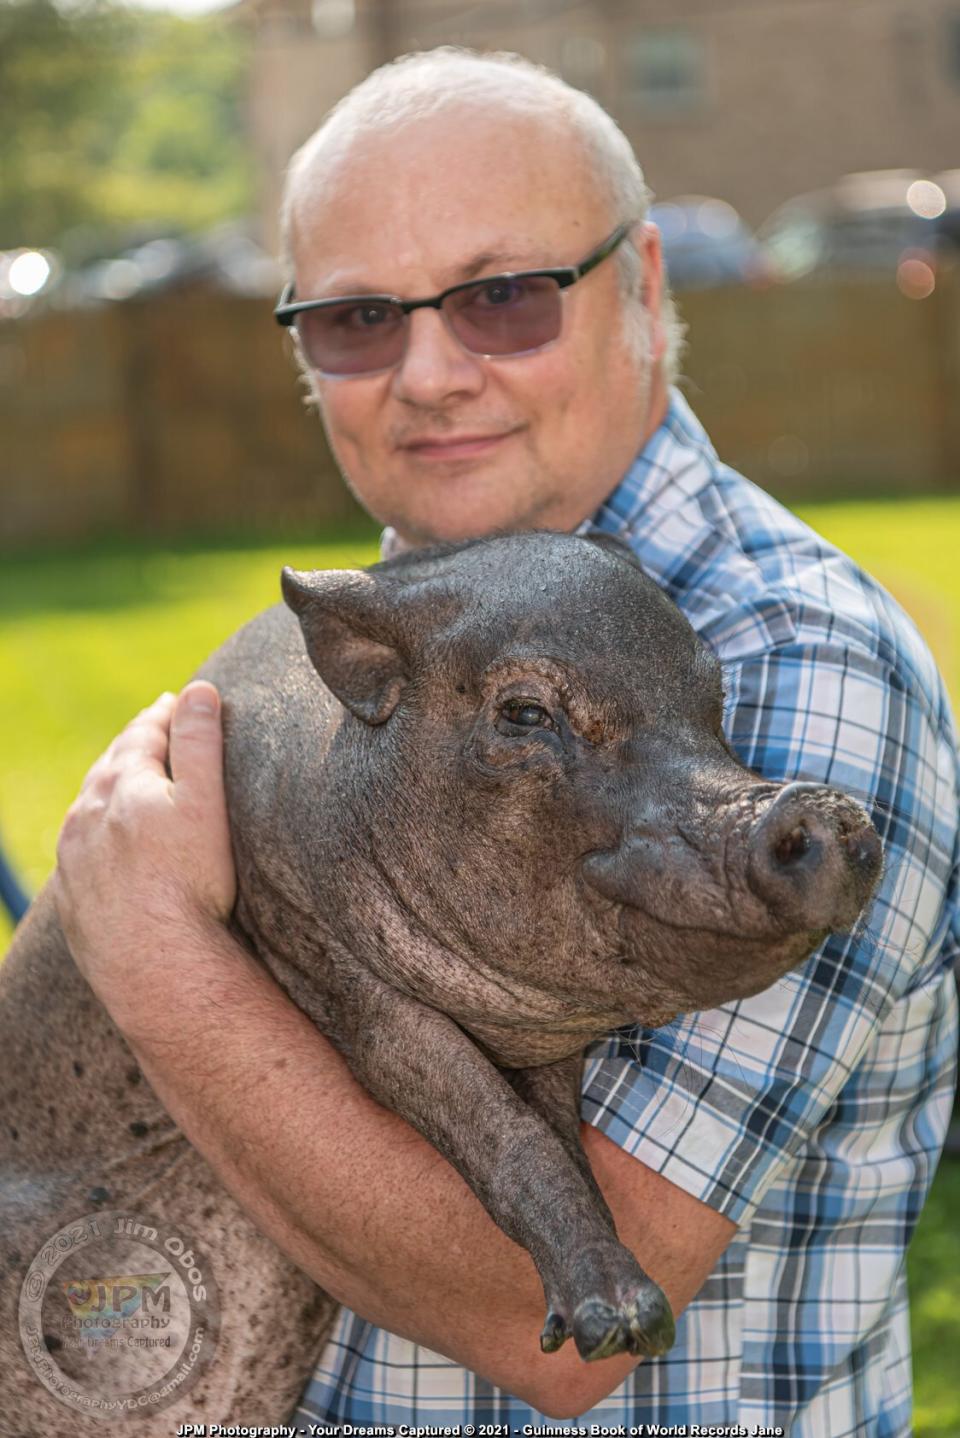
[614,909,826,1012]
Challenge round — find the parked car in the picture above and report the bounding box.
[758,169,960,293]
[933,168,960,248]
[67,224,280,304]
[650,195,768,290]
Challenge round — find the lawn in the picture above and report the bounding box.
[1,496,958,1431]
[0,526,381,916]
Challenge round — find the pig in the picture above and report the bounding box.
[0,530,882,1434]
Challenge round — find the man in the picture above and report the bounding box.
[55,48,958,1433]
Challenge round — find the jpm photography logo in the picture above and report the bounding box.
[20,1209,219,1418]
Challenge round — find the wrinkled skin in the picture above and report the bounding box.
[0,533,881,1431]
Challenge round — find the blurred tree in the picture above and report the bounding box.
[0,0,252,252]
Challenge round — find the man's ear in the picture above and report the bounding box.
[281,567,412,724]
[634,219,667,363]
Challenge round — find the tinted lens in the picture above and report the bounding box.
[444,275,563,356]
[295,299,406,375]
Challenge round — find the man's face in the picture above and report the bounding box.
[290,107,667,544]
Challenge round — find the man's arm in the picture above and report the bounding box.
[54,684,735,1419]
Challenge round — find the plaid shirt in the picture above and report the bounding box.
[294,391,959,1436]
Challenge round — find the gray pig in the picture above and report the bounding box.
[0,531,882,1433]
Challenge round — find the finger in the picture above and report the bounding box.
[119,691,177,735]
[168,682,226,805]
[94,692,177,770]
[77,749,115,799]
[74,700,171,802]
[111,690,177,747]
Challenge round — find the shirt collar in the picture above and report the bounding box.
[577,386,719,539]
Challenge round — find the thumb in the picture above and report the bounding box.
[168,681,226,801]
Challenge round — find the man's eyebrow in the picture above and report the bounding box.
[457,244,548,280]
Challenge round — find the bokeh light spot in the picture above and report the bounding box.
[897,256,936,299]
[906,181,946,220]
[8,251,51,297]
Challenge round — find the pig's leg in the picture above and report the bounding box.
[504,1056,615,1228]
[329,961,675,1362]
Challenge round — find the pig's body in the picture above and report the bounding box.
[0,898,333,1432]
[0,533,882,1435]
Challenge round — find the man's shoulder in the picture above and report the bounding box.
[599,412,950,735]
[593,393,837,626]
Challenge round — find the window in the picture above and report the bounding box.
[624,29,705,114]
[560,34,607,95]
[948,12,960,86]
[311,0,354,39]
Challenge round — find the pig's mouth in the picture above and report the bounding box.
[612,906,829,1013]
[611,893,831,945]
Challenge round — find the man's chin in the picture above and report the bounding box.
[381,487,557,549]
[391,508,565,549]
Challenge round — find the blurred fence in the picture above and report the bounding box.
[680,270,960,500]
[2,271,960,548]
[0,286,363,547]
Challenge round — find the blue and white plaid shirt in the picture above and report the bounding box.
[295,391,959,1436]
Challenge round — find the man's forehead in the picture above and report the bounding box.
[299,236,573,298]
[290,102,597,238]
[289,110,606,292]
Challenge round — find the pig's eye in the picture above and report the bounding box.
[498,699,554,732]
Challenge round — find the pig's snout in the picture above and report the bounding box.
[580,780,882,947]
[747,782,882,933]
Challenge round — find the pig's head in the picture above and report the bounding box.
[282,532,882,1066]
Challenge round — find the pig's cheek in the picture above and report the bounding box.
[463,728,565,782]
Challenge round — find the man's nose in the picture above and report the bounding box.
[390,306,486,405]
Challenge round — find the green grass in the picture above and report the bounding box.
[908,1156,960,1437]
[0,527,380,921]
[1,498,959,1430]
[794,495,960,703]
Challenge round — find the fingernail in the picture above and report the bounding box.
[182,684,218,715]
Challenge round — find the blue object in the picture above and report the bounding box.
[0,833,30,924]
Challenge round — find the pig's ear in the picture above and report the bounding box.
[281,566,412,725]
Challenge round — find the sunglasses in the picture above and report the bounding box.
[274,221,634,378]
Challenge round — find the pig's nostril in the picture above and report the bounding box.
[749,785,883,935]
[841,822,883,879]
[773,825,812,867]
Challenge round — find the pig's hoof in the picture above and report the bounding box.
[572,1285,675,1362]
[539,1310,569,1353]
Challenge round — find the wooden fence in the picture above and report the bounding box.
[2,269,959,547]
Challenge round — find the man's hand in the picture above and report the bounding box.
[54,681,236,1028]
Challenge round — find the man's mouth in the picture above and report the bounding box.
[400,429,519,462]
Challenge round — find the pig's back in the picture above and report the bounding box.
[197,601,343,801]
[194,602,348,951]
[197,601,319,705]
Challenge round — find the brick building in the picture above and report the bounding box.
[235,0,960,253]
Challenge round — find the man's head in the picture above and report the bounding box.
[281,48,684,545]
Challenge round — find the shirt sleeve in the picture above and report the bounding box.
[582,615,960,1226]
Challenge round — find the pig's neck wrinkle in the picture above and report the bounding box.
[466,1022,595,1069]
[236,832,634,1041]
[349,857,627,1034]
[231,881,336,1029]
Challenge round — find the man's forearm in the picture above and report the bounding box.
[115,921,648,1413]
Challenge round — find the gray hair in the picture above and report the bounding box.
[282,46,685,382]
